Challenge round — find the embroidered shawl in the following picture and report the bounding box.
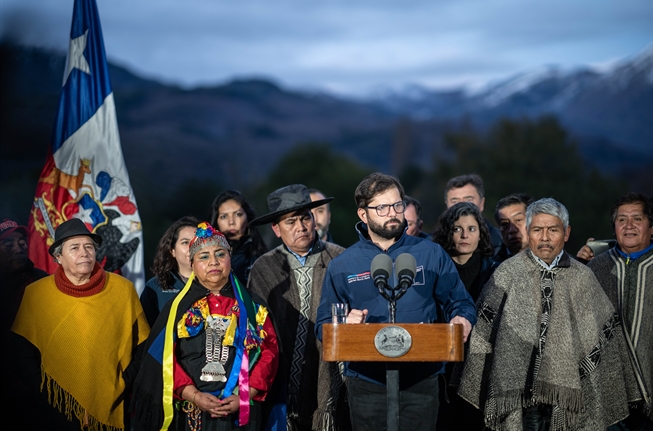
[131,274,271,431]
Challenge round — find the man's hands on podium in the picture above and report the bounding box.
[347,309,368,324]
[346,310,472,342]
[450,316,472,342]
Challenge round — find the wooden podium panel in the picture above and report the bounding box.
[322,323,463,362]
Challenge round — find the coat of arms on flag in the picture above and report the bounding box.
[28,0,145,294]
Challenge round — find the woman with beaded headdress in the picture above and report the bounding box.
[132,222,279,431]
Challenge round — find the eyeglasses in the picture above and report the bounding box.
[365,201,407,217]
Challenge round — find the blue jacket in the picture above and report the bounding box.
[315,222,477,386]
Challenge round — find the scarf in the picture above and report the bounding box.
[458,250,632,430]
[12,271,149,431]
[54,261,106,297]
[131,273,267,431]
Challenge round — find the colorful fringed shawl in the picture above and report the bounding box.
[131,273,270,431]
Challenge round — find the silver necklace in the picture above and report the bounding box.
[199,314,230,382]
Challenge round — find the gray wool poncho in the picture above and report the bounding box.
[458,250,634,431]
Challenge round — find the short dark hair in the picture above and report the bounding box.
[404,195,423,221]
[444,174,485,203]
[355,172,405,209]
[307,188,330,209]
[610,192,653,228]
[494,193,534,224]
[432,202,494,258]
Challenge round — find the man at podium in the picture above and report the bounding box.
[315,172,476,431]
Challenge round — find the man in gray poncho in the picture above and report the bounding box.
[588,192,653,430]
[248,184,346,431]
[458,198,634,431]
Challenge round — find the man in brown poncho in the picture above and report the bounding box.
[248,184,346,431]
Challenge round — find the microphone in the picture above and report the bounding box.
[371,253,393,291]
[395,253,416,292]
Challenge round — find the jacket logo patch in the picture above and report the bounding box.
[413,266,425,285]
[347,271,371,283]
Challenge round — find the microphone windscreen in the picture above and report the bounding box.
[371,253,393,279]
[395,253,417,279]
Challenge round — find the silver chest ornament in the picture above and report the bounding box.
[200,315,231,382]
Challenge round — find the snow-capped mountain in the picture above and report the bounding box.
[372,45,653,153]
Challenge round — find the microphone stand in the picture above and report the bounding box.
[376,280,412,431]
[376,282,411,324]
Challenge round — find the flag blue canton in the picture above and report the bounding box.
[52,0,112,153]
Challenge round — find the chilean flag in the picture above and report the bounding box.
[28,0,145,295]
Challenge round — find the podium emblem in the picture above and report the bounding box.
[374,326,412,358]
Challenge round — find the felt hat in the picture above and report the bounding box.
[250,184,333,226]
[0,218,28,240]
[48,218,102,256]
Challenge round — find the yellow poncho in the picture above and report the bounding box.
[12,272,150,431]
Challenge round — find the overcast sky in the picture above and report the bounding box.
[1,0,650,95]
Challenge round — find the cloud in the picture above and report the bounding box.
[1,0,649,94]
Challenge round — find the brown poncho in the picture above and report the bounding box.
[248,240,344,431]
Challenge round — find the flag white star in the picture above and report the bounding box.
[62,29,91,86]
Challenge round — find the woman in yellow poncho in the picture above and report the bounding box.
[11,218,150,431]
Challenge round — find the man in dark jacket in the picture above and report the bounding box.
[0,218,48,427]
[315,173,476,431]
[0,218,48,334]
[493,193,533,263]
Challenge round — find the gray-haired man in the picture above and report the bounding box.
[458,198,634,430]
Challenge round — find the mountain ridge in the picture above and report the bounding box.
[1,42,650,195]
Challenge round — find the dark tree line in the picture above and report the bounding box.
[1,115,631,277]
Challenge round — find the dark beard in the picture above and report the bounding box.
[368,217,404,240]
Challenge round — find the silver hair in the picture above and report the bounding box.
[526,198,569,231]
[52,238,101,262]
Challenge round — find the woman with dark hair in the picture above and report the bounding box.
[132,223,278,431]
[141,216,200,326]
[432,202,497,431]
[432,202,497,302]
[209,191,268,285]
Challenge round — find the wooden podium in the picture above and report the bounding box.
[323,323,463,362]
[322,323,464,431]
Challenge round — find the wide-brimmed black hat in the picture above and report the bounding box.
[48,218,103,256]
[250,184,333,226]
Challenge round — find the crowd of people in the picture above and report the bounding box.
[2,172,651,431]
